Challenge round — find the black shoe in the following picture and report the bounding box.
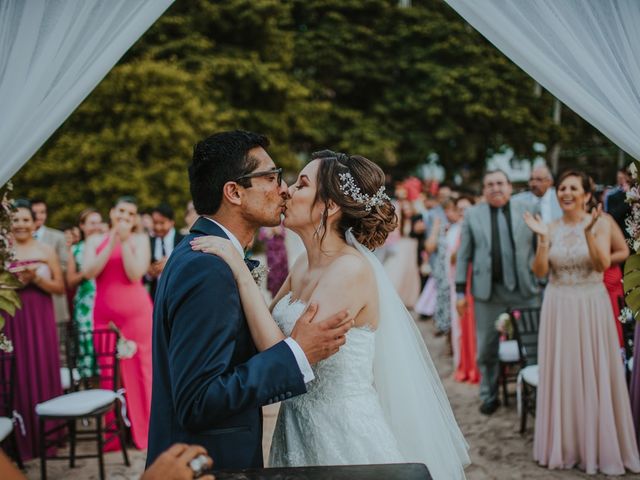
[479,399,501,415]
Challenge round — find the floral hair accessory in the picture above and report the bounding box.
[338,172,390,212]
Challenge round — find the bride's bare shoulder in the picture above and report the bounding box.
[326,250,372,285]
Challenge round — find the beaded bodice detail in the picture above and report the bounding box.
[548,219,602,287]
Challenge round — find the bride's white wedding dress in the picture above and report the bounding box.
[270,292,404,466]
[267,231,470,479]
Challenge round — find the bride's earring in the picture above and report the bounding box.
[314,213,325,237]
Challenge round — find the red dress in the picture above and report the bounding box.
[93,236,153,449]
[454,266,480,384]
[603,265,624,347]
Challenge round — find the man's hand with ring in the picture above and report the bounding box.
[141,443,214,480]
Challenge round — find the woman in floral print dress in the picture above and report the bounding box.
[66,209,103,378]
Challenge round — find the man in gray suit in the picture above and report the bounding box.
[512,164,562,224]
[455,170,540,415]
[32,199,69,323]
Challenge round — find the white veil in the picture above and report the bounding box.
[346,229,470,479]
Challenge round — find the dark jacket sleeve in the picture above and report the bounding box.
[165,255,306,430]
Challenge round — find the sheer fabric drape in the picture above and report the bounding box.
[445,0,640,160]
[0,0,174,185]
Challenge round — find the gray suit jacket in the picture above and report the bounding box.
[455,201,539,302]
[39,226,69,322]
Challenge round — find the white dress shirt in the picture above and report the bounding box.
[154,227,176,261]
[205,218,315,383]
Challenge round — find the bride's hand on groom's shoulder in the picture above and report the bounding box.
[191,236,246,278]
[291,303,354,364]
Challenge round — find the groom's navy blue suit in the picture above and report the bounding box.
[147,217,307,468]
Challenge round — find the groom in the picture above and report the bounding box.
[147,131,352,469]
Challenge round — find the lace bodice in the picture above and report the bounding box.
[269,292,403,466]
[272,292,377,401]
[548,219,602,287]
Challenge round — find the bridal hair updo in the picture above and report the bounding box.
[311,150,397,249]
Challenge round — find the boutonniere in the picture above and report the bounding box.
[251,264,269,286]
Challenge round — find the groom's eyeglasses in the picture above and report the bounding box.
[235,168,283,188]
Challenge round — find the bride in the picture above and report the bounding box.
[191,151,470,478]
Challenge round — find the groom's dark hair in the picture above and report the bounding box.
[189,130,270,215]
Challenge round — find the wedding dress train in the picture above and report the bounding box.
[268,230,469,479]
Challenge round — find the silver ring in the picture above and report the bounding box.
[188,454,209,478]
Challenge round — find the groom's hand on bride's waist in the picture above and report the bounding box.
[290,303,354,365]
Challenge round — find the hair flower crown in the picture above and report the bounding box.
[339,172,390,212]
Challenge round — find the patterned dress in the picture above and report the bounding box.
[71,241,98,378]
[433,224,451,334]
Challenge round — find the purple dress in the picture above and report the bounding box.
[1,271,63,460]
[259,226,289,297]
[631,322,640,446]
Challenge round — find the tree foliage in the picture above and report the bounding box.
[15,0,618,227]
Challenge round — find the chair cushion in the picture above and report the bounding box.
[498,339,520,362]
[0,416,12,442]
[36,389,116,417]
[60,367,81,390]
[520,365,539,387]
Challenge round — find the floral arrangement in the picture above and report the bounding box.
[0,181,21,352]
[495,310,519,339]
[623,160,640,322]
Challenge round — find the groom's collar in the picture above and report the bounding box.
[190,216,244,256]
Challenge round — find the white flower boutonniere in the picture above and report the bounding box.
[251,264,269,286]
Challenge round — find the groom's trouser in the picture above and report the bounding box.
[474,283,540,404]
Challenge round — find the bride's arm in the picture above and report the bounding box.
[190,238,284,351]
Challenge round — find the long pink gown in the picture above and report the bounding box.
[533,219,640,475]
[93,236,153,449]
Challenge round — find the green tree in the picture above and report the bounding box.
[15,60,217,227]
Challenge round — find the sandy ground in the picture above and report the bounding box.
[19,315,625,479]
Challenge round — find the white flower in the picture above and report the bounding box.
[117,338,137,359]
[0,333,13,353]
[495,313,511,333]
[630,162,638,179]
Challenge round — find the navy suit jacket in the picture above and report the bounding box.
[147,217,306,468]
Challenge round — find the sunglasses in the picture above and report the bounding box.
[235,167,283,187]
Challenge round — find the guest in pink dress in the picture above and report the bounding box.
[1,200,64,460]
[524,171,640,475]
[83,196,152,449]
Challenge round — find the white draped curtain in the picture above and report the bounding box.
[445,0,640,161]
[0,0,174,185]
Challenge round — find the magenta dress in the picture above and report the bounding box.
[93,236,153,449]
[1,265,62,460]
